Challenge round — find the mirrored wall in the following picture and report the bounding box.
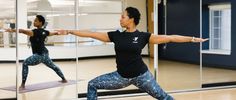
[76,0,153,97]
[17,0,77,100]
[0,0,16,99]
[201,0,236,88]
[1,0,236,100]
[157,0,201,91]
[76,0,123,95]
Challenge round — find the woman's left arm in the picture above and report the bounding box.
[149,34,208,44]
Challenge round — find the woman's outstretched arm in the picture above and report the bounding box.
[149,34,208,44]
[57,30,110,42]
[5,29,33,36]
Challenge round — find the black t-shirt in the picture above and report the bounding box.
[30,28,49,55]
[108,30,151,78]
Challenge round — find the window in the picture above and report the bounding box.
[202,4,231,55]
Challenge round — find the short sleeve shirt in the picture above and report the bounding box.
[30,28,49,55]
[108,30,151,78]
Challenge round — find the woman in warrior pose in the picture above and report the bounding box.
[57,7,207,100]
[6,15,67,89]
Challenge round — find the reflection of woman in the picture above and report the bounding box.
[59,7,207,100]
[6,15,67,89]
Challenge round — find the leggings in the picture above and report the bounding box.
[22,53,66,84]
[87,71,174,100]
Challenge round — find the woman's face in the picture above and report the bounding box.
[120,11,133,28]
[33,18,42,27]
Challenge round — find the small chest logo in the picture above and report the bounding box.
[132,37,138,43]
[42,32,45,35]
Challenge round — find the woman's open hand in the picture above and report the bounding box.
[192,37,208,43]
[55,30,69,35]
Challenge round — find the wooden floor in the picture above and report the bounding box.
[172,88,236,100]
[103,87,236,100]
[0,57,236,100]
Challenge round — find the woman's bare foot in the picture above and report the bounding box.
[19,84,25,90]
[59,79,68,83]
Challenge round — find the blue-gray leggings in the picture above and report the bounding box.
[87,71,174,100]
[22,53,66,84]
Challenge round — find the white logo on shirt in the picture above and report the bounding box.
[42,32,45,35]
[133,37,138,43]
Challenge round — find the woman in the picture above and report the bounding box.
[6,15,67,89]
[58,7,207,100]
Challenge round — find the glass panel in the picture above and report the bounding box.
[202,3,236,88]
[17,0,77,100]
[221,9,231,50]
[77,0,122,96]
[214,10,220,16]
[0,0,16,99]
[213,29,220,38]
[77,0,151,98]
[158,0,201,91]
[213,39,220,49]
[213,16,220,27]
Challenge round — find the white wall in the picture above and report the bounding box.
[0,48,16,61]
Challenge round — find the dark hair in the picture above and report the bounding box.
[125,7,141,25]
[36,15,45,26]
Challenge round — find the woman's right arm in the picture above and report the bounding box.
[58,30,111,42]
[5,29,33,36]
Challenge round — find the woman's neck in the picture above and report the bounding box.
[36,27,42,29]
[126,24,136,32]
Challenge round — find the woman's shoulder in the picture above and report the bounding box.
[137,31,152,39]
[108,30,122,35]
[137,31,151,35]
[110,30,122,33]
[140,31,151,34]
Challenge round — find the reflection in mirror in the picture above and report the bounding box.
[77,0,152,98]
[16,0,77,100]
[0,0,17,99]
[202,1,236,88]
[77,0,123,95]
[158,0,201,91]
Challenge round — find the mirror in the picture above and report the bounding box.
[158,0,201,91]
[77,0,152,98]
[201,1,236,88]
[0,0,17,99]
[17,0,77,100]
